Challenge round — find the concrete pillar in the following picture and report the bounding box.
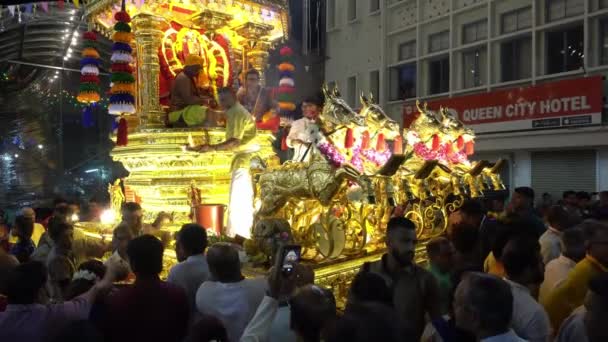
[596,149,608,191]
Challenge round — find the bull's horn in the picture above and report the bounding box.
[322,84,330,98]
[359,93,369,107]
[332,84,341,97]
[369,92,375,103]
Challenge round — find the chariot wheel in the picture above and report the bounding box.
[312,214,346,260]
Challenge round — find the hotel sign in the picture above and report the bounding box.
[403,76,604,133]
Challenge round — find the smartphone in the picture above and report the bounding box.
[280,244,301,277]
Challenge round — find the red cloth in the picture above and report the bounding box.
[100,278,189,342]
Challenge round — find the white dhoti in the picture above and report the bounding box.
[226,167,254,239]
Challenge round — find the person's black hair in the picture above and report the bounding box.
[127,235,164,276]
[245,68,260,78]
[426,237,450,258]
[546,205,570,229]
[52,205,74,219]
[78,259,106,279]
[386,217,416,235]
[328,302,402,342]
[450,223,479,255]
[64,260,106,299]
[6,261,47,304]
[465,273,513,334]
[152,212,172,228]
[563,190,576,199]
[561,228,586,260]
[48,221,73,242]
[52,320,104,342]
[303,93,324,107]
[14,215,34,239]
[177,224,208,256]
[501,233,540,278]
[121,202,141,214]
[515,187,535,201]
[53,197,68,207]
[347,272,392,307]
[290,285,337,342]
[185,314,229,342]
[218,87,236,97]
[576,191,590,200]
[490,220,529,260]
[206,243,241,281]
[458,199,485,219]
[589,273,608,303]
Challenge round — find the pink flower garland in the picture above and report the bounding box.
[317,142,346,167]
[361,148,392,166]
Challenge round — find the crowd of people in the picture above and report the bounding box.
[0,187,607,342]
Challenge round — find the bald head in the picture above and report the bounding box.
[207,243,242,282]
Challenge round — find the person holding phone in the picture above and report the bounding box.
[241,245,336,342]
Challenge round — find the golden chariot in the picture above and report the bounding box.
[76,0,505,303]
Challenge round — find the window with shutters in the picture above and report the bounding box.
[546,25,584,74]
[348,0,358,22]
[547,0,584,22]
[463,48,487,88]
[429,57,449,94]
[389,63,417,101]
[501,37,532,82]
[370,70,380,102]
[370,0,380,13]
[398,40,416,61]
[429,31,450,53]
[327,0,337,30]
[601,20,608,65]
[501,7,532,34]
[463,20,488,44]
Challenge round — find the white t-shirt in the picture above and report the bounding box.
[195,278,267,342]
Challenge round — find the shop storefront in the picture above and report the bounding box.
[403,76,608,197]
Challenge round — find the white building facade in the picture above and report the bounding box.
[325,0,608,197]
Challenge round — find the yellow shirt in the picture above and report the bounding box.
[225,103,257,170]
[541,255,607,330]
[9,223,46,247]
[484,251,506,278]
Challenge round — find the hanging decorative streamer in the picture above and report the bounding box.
[77,31,101,104]
[108,1,135,146]
[82,105,94,128]
[108,3,135,116]
[276,46,297,124]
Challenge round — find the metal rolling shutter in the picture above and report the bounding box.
[531,150,596,198]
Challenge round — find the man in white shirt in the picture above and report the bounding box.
[168,224,210,313]
[453,272,527,342]
[555,273,608,342]
[196,243,266,342]
[539,206,570,264]
[502,234,552,342]
[286,96,323,162]
[539,228,585,302]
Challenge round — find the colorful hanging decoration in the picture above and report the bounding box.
[108,5,136,117]
[77,31,101,104]
[276,46,297,123]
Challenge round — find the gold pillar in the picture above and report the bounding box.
[247,41,270,86]
[132,13,167,129]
